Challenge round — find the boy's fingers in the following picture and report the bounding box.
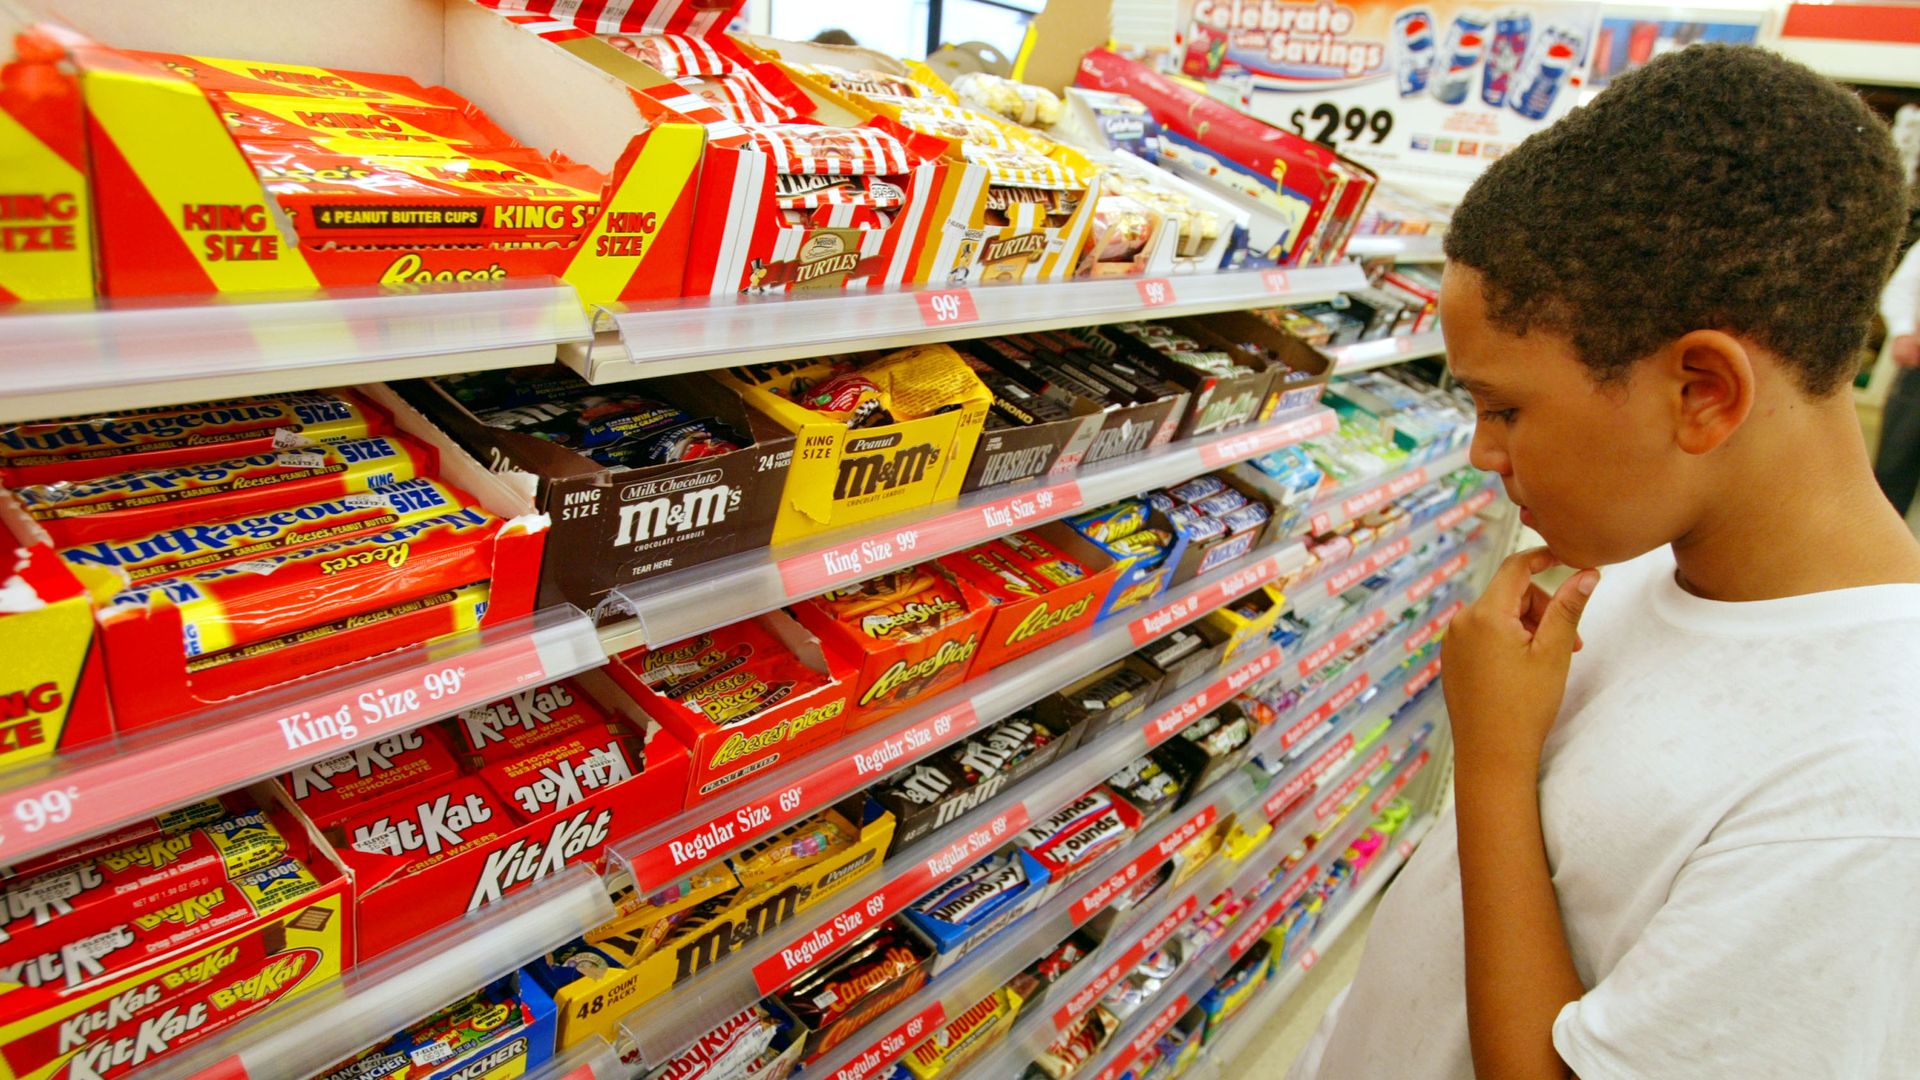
[1534,570,1600,655]
[1486,547,1563,614]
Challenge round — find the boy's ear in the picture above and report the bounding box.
[1666,330,1755,456]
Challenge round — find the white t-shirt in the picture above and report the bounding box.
[1291,546,1920,1079]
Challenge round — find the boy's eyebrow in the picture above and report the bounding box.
[1449,372,1499,397]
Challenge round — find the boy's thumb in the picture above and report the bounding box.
[1537,570,1599,653]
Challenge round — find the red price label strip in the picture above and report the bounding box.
[628,701,982,888]
[1340,466,1430,520]
[1372,749,1431,814]
[1299,947,1321,972]
[1404,601,1464,654]
[1323,537,1412,597]
[1314,745,1391,820]
[915,288,979,328]
[1143,649,1278,747]
[1397,839,1417,859]
[1277,862,1317,910]
[1406,552,1472,604]
[1053,896,1197,1030]
[1404,658,1442,699]
[1296,609,1388,678]
[0,633,547,865]
[1230,896,1288,964]
[1127,555,1281,646]
[1262,269,1291,294]
[1196,410,1337,468]
[1069,805,1218,925]
[777,482,1083,595]
[1136,278,1176,307]
[1094,994,1190,1080]
[1435,488,1496,532]
[752,804,1029,994]
[1264,734,1356,819]
[828,1001,947,1080]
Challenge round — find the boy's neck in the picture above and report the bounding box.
[1671,396,1920,602]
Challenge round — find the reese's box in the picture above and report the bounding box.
[721,346,990,544]
[399,366,795,626]
[0,492,112,770]
[485,0,951,295]
[67,384,547,731]
[0,20,92,301]
[0,783,351,1080]
[531,795,894,1049]
[43,0,705,302]
[791,562,993,727]
[936,522,1119,669]
[609,610,854,802]
[287,671,689,958]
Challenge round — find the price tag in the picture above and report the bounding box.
[754,802,1028,993]
[1278,863,1317,909]
[1144,649,1277,747]
[1373,750,1432,813]
[1398,839,1417,860]
[1264,734,1357,819]
[915,288,978,328]
[1231,897,1288,962]
[0,633,546,863]
[1299,947,1321,972]
[829,1001,947,1080]
[1286,102,1395,150]
[1314,745,1391,820]
[1069,806,1217,925]
[1136,278,1176,307]
[1126,555,1279,645]
[1053,896,1196,1029]
[630,701,982,888]
[1435,488,1496,532]
[1196,410,1336,468]
[1262,268,1291,294]
[776,483,1082,595]
[1297,609,1388,678]
[1406,552,1471,604]
[1323,538,1411,597]
[1404,658,1443,698]
[1309,512,1332,535]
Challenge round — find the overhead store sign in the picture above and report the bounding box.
[1175,0,1599,187]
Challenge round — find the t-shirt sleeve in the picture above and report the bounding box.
[1554,836,1920,1080]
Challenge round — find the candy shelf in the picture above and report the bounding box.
[0,604,603,867]
[136,865,615,1080]
[1329,330,1448,374]
[1191,815,1439,1074]
[1297,445,1474,538]
[596,408,1340,652]
[563,265,1368,382]
[0,278,590,424]
[605,540,1310,894]
[610,645,1286,1065]
[1345,234,1446,263]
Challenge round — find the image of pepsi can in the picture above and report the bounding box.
[1481,9,1532,107]
[1393,8,1438,97]
[1511,29,1583,120]
[1430,10,1490,106]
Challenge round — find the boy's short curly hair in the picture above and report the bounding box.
[1444,44,1906,396]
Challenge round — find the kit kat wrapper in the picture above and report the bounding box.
[282,727,464,830]
[60,476,478,586]
[101,504,501,656]
[17,434,438,546]
[0,389,392,487]
[0,857,323,995]
[0,808,291,967]
[2,798,237,880]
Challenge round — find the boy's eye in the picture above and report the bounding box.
[1478,408,1517,424]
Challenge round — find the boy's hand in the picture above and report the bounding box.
[1442,548,1599,779]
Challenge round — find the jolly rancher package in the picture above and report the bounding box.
[400,366,795,626]
[0,784,352,1080]
[34,0,707,302]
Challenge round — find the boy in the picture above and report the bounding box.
[1292,45,1920,1079]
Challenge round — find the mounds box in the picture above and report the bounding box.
[1132,620,1234,703]
[87,383,548,731]
[0,19,92,301]
[0,491,112,770]
[608,609,854,803]
[936,520,1123,671]
[0,783,351,1080]
[720,349,990,545]
[1169,309,1332,422]
[290,670,690,959]
[397,368,795,626]
[955,334,1188,475]
[791,561,994,727]
[42,0,705,302]
[531,794,894,1050]
[1036,657,1164,746]
[901,847,1050,977]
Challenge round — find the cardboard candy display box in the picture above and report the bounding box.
[0,783,352,1080]
[531,794,895,1050]
[62,383,548,731]
[609,609,856,803]
[956,332,1188,474]
[396,368,796,626]
[281,669,690,958]
[934,520,1126,671]
[0,493,112,770]
[0,18,93,301]
[30,0,707,302]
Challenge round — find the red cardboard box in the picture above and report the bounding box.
[86,383,549,731]
[289,670,688,959]
[609,610,855,802]
[937,521,1122,670]
[42,0,705,303]
[791,562,994,727]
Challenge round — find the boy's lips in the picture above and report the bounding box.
[1519,506,1537,528]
